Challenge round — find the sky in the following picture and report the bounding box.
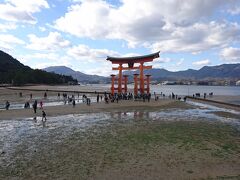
[0,0,240,76]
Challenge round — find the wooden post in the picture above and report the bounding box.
[146,75,151,94]
[139,62,144,94]
[134,73,139,96]
[123,75,128,93]
[118,64,123,94]
[110,74,116,95]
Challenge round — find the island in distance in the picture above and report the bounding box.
[44,64,240,86]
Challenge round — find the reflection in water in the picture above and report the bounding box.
[33,116,37,123]
[110,111,150,120]
[42,120,46,128]
[186,101,240,115]
[0,97,97,111]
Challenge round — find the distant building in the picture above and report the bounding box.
[236,80,240,86]
[161,81,176,85]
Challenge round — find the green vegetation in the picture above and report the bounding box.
[0,50,77,85]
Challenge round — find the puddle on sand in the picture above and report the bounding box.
[0,103,240,166]
[0,113,111,165]
[0,97,97,110]
[186,101,240,115]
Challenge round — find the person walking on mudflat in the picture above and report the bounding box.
[73,99,76,107]
[5,101,10,110]
[40,101,43,109]
[33,100,37,114]
[42,110,47,121]
[97,94,99,103]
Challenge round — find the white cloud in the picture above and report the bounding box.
[228,6,240,15]
[0,0,49,24]
[17,52,72,69]
[0,34,25,49]
[26,32,71,51]
[0,34,24,44]
[0,22,17,32]
[220,47,240,63]
[55,0,112,39]
[156,57,171,63]
[151,21,240,53]
[176,58,184,66]
[0,34,25,52]
[39,26,46,32]
[81,63,113,76]
[192,59,211,66]
[54,0,239,53]
[67,44,119,62]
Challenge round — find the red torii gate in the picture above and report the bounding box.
[106,51,160,95]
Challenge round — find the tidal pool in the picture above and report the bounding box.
[0,96,97,110]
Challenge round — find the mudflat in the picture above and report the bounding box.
[0,85,240,179]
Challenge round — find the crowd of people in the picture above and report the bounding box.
[3,90,214,122]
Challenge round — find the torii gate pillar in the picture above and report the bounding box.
[134,74,139,95]
[111,74,116,95]
[145,74,151,94]
[123,75,128,93]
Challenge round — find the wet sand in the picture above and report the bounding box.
[0,98,187,120]
[188,96,240,112]
[210,95,240,105]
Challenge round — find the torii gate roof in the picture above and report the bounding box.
[106,51,160,64]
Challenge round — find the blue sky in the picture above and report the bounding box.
[0,0,240,76]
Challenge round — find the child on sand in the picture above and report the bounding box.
[42,110,47,121]
[40,101,43,109]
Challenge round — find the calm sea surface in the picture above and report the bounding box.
[98,84,240,96]
[151,85,240,96]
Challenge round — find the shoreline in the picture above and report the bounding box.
[0,98,239,121]
[186,96,240,109]
[5,86,111,94]
[0,99,187,120]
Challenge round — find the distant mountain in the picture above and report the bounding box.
[44,63,240,84]
[0,50,77,85]
[44,66,76,75]
[43,66,109,83]
[124,64,240,81]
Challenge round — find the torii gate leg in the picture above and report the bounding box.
[123,75,128,93]
[111,74,116,95]
[146,75,151,94]
[139,62,144,94]
[134,74,139,96]
[118,64,123,94]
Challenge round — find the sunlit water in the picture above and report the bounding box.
[96,84,240,96]
[0,97,97,110]
[151,85,240,96]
